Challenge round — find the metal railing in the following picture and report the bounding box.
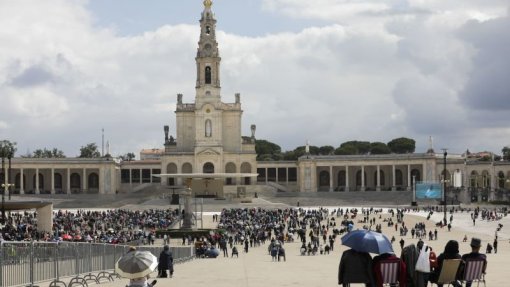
[0,241,194,287]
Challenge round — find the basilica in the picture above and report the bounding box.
[2,1,510,204]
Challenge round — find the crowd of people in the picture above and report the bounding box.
[0,208,179,244]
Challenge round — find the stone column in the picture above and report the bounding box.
[376,165,381,192]
[361,165,365,192]
[392,165,396,191]
[150,168,153,184]
[276,168,279,183]
[265,168,268,184]
[345,166,349,192]
[407,164,411,191]
[286,167,289,187]
[20,168,24,194]
[82,168,87,192]
[329,165,333,192]
[139,169,142,184]
[51,168,55,194]
[99,167,105,194]
[35,168,40,194]
[129,169,132,184]
[66,168,71,194]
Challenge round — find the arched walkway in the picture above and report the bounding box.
[241,162,252,185]
[318,170,330,191]
[182,163,193,174]
[167,163,178,186]
[88,173,99,193]
[337,170,346,191]
[70,173,81,192]
[225,162,236,185]
[203,162,214,174]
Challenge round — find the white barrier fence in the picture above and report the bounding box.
[0,241,194,287]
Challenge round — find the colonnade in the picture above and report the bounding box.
[5,167,103,194]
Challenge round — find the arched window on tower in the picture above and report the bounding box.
[205,26,211,35]
[205,66,211,84]
[205,119,212,137]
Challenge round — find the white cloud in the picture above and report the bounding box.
[0,0,509,157]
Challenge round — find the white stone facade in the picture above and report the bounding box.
[160,2,257,196]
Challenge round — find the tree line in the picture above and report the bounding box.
[2,138,510,162]
[11,142,135,161]
[255,138,510,162]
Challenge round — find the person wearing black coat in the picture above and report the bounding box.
[158,245,174,278]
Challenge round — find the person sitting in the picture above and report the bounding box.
[461,238,487,287]
[430,240,462,287]
[338,248,374,286]
[372,252,407,287]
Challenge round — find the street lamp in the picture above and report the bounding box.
[0,140,16,224]
[441,148,448,226]
[412,175,417,206]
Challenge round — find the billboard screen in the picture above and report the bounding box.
[416,183,442,199]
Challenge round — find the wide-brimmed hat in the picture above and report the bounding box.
[470,237,481,248]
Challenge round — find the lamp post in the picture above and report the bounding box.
[441,148,448,226]
[412,175,417,206]
[0,140,17,224]
[1,154,5,224]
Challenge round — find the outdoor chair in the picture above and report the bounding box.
[434,259,462,286]
[379,259,401,286]
[460,259,486,287]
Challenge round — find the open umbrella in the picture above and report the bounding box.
[115,251,158,279]
[341,229,393,254]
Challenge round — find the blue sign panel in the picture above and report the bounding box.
[416,183,442,199]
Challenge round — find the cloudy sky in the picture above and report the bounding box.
[1,0,509,158]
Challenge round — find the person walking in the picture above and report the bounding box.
[158,245,174,278]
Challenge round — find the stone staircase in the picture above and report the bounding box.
[267,190,434,206]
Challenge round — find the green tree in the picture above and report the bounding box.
[293,145,320,157]
[319,145,335,155]
[255,140,281,160]
[31,148,66,158]
[502,146,510,161]
[119,152,136,161]
[370,142,391,154]
[334,145,357,155]
[79,143,101,158]
[0,140,17,159]
[336,141,371,155]
[387,137,415,154]
[282,150,298,161]
[126,152,135,161]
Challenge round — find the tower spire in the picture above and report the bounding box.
[195,0,221,103]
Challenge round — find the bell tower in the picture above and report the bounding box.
[195,0,221,106]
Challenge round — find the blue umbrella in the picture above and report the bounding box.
[341,229,393,254]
